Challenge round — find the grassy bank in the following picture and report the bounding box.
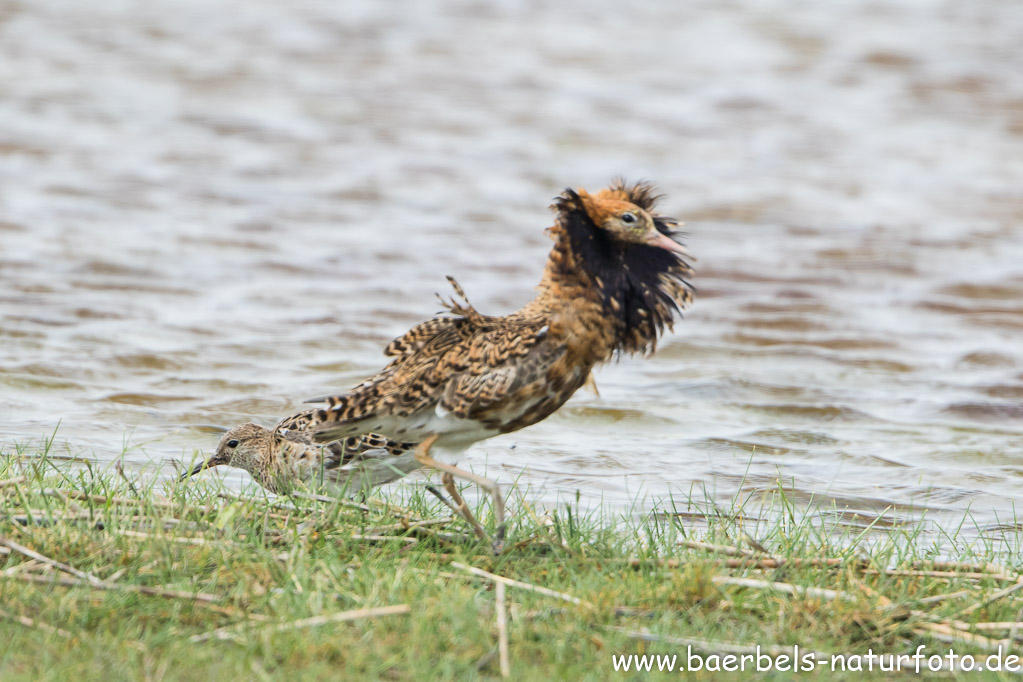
[1,446,1022,680]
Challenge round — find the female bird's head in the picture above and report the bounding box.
[181,422,270,480]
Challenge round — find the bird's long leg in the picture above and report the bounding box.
[424,485,463,518]
[413,435,506,553]
[413,436,489,542]
[416,436,485,539]
[441,472,488,542]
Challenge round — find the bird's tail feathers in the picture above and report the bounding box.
[436,275,487,324]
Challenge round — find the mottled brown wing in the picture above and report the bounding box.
[387,317,550,416]
[384,317,463,359]
[440,334,567,420]
[368,317,543,417]
[277,315,552,442]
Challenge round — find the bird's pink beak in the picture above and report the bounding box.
[646,231,691,258]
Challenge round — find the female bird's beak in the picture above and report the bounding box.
[180,455,223,480]
[645,230,691,258]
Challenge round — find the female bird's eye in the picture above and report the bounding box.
[621,212,637,224]
[227,439,239,448]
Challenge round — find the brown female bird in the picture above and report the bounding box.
[181,424,420,495]
[277,180,694,551]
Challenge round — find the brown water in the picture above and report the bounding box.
[2,0,1022,539]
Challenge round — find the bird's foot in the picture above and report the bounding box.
[490,522,507,555]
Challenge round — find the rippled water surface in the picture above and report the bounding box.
[2,0,1022,539]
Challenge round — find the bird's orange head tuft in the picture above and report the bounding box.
[554,183,688,257]
[574,189,657,247]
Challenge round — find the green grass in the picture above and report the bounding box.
[1,443,1022,680]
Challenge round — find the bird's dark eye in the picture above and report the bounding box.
[227,439,239,448]
[621,212,637,224]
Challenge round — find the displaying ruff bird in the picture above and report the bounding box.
[277,180,694,551]
[181,423,421,495]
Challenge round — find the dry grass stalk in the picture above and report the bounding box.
[712,576,857,602]
[451,562,595,610]
[911,590,972,606]
[909,561,1015,575]
[0,607,72,638]
[686,542,1021,578]
[680,540,755,557]
[362,517,456,535]
[287,491,426,525]
[958,577,1023,617]
[496,581,510,678]
[679,541,865,569]
[1,558,51,577]
[350,534,417,544]
[0,536,105,586]
[914,621,1010,651]
[111,528,229,547]
[3,571,222,602]
[972,621,1023,631]
[623,557,683,569]
[189,604,411,642]
[865,569,1017,581]
[43,488,181,511]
